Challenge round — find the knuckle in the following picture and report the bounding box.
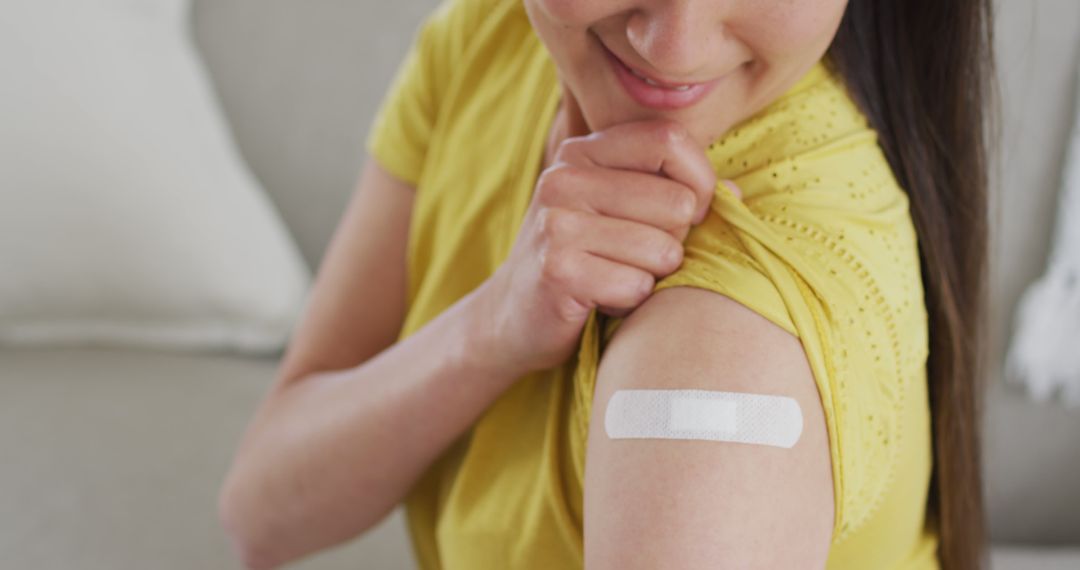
[554,136,586,163]
[551,207,579,237]
[654,120,689,148]
[541,246,574,286]
[536,167,573,204]
[536,207,556,238]
[635,272,656,299]
[659,238,684,271]
[539,207,576,240]
[673,190,697,224]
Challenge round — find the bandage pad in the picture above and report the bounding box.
[603,389,803,449]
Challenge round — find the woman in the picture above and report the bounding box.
[218,0,997,568]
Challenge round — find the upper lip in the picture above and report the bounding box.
[602,42,714,88]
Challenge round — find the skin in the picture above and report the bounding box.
[584,288,836,568]
[521,0,848,567]
[219,1,848,567]
[526,0,849,149]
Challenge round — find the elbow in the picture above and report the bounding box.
[217,471,282,570]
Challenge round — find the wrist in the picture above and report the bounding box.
[453,282,523,383]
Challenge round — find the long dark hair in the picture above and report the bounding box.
[825,1,999,568]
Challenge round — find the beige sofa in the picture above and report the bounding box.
[2,1,1079,568]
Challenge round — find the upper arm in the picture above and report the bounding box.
[271,155,414,390]
[584,286,835,569]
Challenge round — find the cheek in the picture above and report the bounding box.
[742,0,847,58]
[532,0,622,29]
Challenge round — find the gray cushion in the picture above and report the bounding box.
[0,347,414,569]
[189,0,438,271]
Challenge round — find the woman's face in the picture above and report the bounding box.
[523,0,849,147]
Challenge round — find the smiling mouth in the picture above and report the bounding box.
[628,67,694,90]
[596,36,725,110]
[599,40,710,91]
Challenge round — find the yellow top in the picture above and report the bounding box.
[364,0,939,567]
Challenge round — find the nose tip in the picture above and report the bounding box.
[624,7,721,81]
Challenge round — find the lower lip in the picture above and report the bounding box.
[602,44,721,111]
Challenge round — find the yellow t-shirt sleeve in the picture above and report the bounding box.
[597,178,844,533]
[598,172,925,543]
[363,0,478,187]
[602,180,797,346]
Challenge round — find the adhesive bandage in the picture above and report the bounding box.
[604,389,803,449]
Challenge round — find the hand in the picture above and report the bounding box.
[468,89,737,377]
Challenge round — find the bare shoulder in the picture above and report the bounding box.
[584,285,835,569]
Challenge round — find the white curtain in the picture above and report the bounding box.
[1004,67,1080,407]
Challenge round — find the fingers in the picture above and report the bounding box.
[529,117,749,321]
[543,208,684,279]
[554,119,718,223]
[536,165,699,235]
[558,248,656,314]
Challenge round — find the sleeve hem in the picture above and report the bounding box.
[651,262,798,339]
[365,134,422,188]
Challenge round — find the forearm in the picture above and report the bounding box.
[218,286,516,569]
